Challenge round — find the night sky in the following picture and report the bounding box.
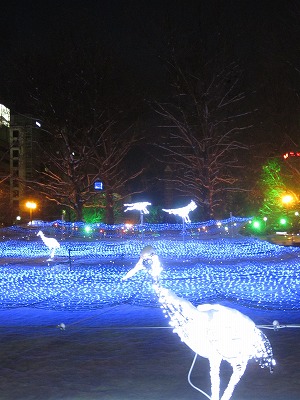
[1,0,300,174]
[0,0,300,217]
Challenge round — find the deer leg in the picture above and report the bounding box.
[220,362,247,400]
[209,357,222,400]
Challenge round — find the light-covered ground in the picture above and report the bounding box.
[0,234,299,400]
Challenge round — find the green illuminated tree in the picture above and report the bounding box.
[258,158,295,230]
[259,159,285,215]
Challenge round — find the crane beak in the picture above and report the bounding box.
[122,246,158,281]
[122,258,145,280]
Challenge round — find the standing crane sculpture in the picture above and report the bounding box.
[37,230,60,260]
[123,246,275,400]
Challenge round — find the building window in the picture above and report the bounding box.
[13,130,19,138]
[12,149,19,158]
[13,190,19,198]
[13,180,18,188]
[13,159,19,167]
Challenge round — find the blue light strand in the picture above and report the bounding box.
[4,215,250,239]
[1,236,299,261]
[0,234,299,311]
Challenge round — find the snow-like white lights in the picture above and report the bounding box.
[123,247,274,400]
[162,200,197,223]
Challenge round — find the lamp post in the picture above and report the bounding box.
[26,201,37,225]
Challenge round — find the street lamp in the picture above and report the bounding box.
[26,201,37,225]
[282,194,294,205]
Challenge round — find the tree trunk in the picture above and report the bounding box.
[105,191,114,225]
[75,193,84,222]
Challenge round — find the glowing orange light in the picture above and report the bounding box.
[26,201,37,210]
[282,194,294,205]
[26,201,37,224]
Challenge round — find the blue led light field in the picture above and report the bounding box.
[0,232,299,312]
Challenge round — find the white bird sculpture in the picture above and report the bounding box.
[37,230,60,260]
[123,246,275,400]
[124,202,152,214]
[162,200,197,223]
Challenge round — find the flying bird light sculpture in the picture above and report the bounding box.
[124,202,152,214]
[124,201,152,225]
[123,246,275,400]
[37,230,60,260]
[162,200,197,223]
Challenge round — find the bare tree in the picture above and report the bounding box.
[88,121,144,224]
[9,39,145,223]
[155,60,251,219]
[30,116,144,223]
[31,127,95,222]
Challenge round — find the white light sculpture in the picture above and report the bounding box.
[124,201,152,226]
[57,322,66,331]
[162,200,197,223]
[37,230,60,260]
[124,202,151,214]
[123,246,275,400]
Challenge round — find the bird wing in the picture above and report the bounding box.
[197,304,260,360]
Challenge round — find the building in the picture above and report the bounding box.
[0,104,11,224]
[0,104,41,224]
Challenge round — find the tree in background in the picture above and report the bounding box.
[9,40,145,224]
[155,59,250,220]
[32,127,96,222]
[258,158,297,232]
[259,159,286,218]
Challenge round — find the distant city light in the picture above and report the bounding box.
[94,181,103,190]
[283,151,300,159]
[0,104,10,126]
